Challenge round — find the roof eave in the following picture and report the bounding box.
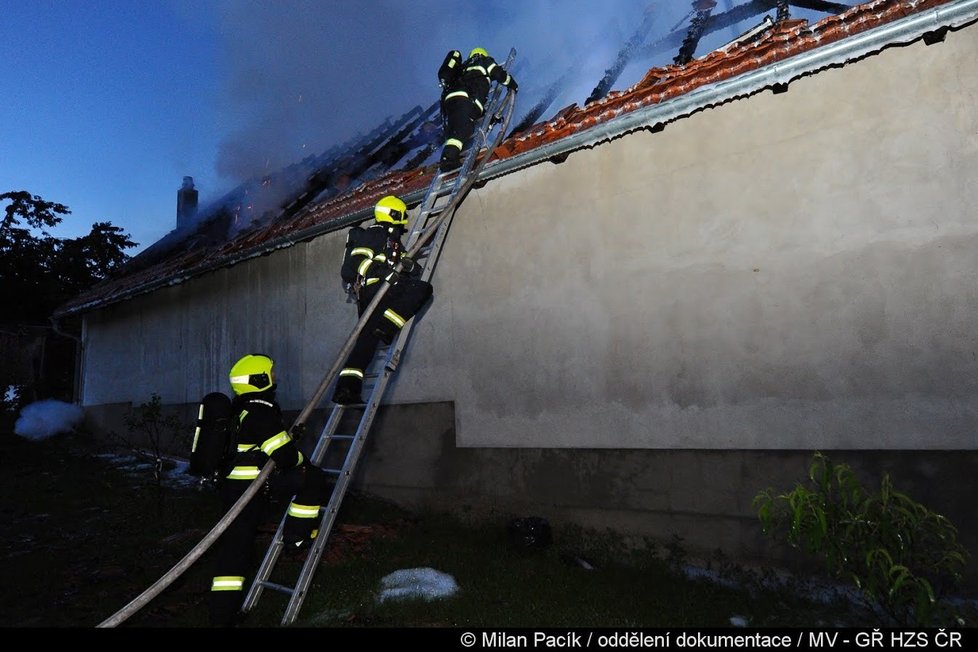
[57,0,978,319]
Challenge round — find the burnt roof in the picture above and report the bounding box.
[54,0,972,319]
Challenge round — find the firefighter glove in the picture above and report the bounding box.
[507,78,519,92]
[384,269,400,285]
[400,257,416,274]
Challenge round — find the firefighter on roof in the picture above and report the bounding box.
[209,353,330,627]
[332,195,433,405]
[438,46,518,172]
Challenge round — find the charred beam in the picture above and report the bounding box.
[587,4,659,104]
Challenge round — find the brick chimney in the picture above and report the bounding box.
[177,176,199,229]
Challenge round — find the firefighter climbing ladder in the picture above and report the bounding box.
[100,49,518,630]
[240,51,517,626]
[95,48,516,630]
[237,48,518,627]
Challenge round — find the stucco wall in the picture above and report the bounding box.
[81,236,354,407]
[432,24,978,450]
[76,22,978,586]
[83,26,978,451]
[348,403,978,589]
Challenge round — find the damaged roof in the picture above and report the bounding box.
[54,0,976,319]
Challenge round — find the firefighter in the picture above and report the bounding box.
[438,47,518,172]
[332,195,433,405]
[209,353,330,627]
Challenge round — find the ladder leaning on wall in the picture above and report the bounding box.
[94,48,517,630]
[239,48,519,627]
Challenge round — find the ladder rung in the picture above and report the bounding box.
[260,580,297,595]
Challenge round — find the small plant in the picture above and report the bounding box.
[110,394,190,513]
[121,394,189,467]
[663,533,689,574]
[754,452,970,626]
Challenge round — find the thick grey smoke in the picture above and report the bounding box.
[210,1,846,188]
[212,0,680,184]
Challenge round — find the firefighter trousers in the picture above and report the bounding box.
[440,94,482,163]
[208,463,332,627]
[333,276,433,401]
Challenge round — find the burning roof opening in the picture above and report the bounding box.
[55,0,967,320]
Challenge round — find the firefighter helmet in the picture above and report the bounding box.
[374,195,408,226]
[469,47,488,59]
[229,354,275,395]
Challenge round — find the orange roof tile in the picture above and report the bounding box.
[55,0,964,318]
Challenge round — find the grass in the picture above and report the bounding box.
[2,427,973,629]
[293,518,771,628]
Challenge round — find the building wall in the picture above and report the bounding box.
[350,402,978,589]
[81,236,354,408]
[432,24,978,450]
[79,24,978,584]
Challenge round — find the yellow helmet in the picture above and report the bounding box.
[469,47,488,59]
[229,354,275,395]
[374,195,408,226]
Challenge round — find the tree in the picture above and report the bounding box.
[52,222,135,299]
[1,191,138,406]
[1,191,68,328]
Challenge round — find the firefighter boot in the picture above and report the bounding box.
[439,148,461,173]
[331,378,363,405]
[283,505,320,553]
[372,322,399,345]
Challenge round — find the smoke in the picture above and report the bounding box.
[14,399,85,441]
[211,0,673,186]
[200,1,845,225]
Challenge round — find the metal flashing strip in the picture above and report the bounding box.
[478,0,978,182]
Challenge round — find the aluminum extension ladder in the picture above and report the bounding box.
[240,49,517,627]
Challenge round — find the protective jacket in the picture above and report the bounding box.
[225,391,303,481]
[439,50,515,116]
[333,223,433,405]
[341,223,408,291]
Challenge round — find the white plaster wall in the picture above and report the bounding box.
[81,235,355,409]
[426,26,978,449]
[81,24,978,450]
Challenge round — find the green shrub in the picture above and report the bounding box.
[753,452,969,626]
[106,394,189,496]
[119,394,188,462]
